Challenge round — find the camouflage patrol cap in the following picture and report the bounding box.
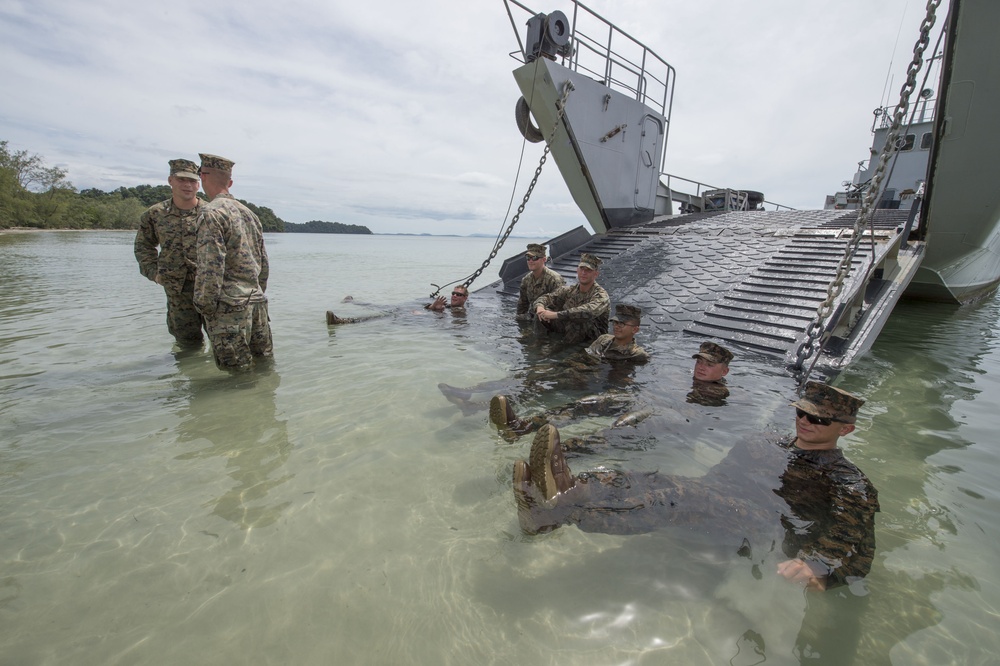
[578,253,602,270]
[525,243,547,259]
[610,303,641,324]
[692,341,734,365]
[168,159,199,180]
[199,153,235,173]
[791,381,865,424]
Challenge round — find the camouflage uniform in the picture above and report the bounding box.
[687,379,729,406]
[517,267,564,320]
[194,191,272,371]
[586,334,650,363]
[532,282,610,344]
[529,434,880,588]
[134,161,205,346]
[521,382,878,588]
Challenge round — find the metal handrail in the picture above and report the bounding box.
[661,173,796,212]
[502,0,675,126]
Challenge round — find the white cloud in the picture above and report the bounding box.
[0,0,938,233]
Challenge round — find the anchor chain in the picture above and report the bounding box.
[435,80,575,296]
[791,0,941,387]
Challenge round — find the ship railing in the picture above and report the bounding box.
[658,173,795,213]
[503,0,675,131]
[874,97,937,129]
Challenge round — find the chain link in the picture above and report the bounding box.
[791,0,941,385]
[453,80,576,293]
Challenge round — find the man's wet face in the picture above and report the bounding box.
[693,357,728,382]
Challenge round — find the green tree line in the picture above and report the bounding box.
[1,141,370,234]
[284,220,372,234]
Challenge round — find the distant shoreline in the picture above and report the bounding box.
[0,227,548,239]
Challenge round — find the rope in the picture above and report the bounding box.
[791,0,941,389]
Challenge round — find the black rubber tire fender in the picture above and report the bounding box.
[515,97,545,143]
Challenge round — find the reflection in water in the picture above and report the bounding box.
[687,378,729,406]
[173,359,292,529]
[833,299,999,663]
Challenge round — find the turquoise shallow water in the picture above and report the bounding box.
[1,230,998,665]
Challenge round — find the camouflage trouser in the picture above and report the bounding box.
[205,301,272,370]
[250,302,274,358]
[534,318,602,345]
[165,281,205,346]
[533,471,775,538]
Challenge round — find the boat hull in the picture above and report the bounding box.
[911,0,1000,304]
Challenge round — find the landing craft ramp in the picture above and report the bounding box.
[486,208,923,374]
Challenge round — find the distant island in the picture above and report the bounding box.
[0,139,371,234]
[284,220,372,234]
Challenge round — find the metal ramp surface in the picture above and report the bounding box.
[488,208,922,366]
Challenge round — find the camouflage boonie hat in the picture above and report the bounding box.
[525,243,547,259]
[791,381,865,424]
[610,303,641,324]
[578,253,602,270]
[199,153,235,173]
[692,341,734,365]
[169,159,199,180]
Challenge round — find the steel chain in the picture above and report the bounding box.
[457,81,576,291]
[792,0,941,383]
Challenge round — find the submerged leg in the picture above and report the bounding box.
[325,310,389,325]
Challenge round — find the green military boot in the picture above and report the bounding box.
[489,395,536,440]
[528,424,576,501]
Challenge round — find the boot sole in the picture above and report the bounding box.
[528,425,560,501]
[489,395,509,429]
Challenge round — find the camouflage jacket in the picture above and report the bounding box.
[705,436,879,587]
[134,198,203,295]
[517,267,565,317]
[533,282,610,343]
[771,440,880,588]
[586,334,650,363]
[193,193,269,316]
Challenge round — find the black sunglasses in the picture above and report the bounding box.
[451,291,467,297]
[795,408,834,426]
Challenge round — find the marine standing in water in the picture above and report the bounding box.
[133,159,206,348]
[513,381,879,591]
[533,253,610,345]
[194,154,273,371]
[516,243,564,321]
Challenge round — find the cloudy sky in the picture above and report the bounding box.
[1,0,942,236]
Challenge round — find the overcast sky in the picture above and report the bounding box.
[1,0,942,236]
